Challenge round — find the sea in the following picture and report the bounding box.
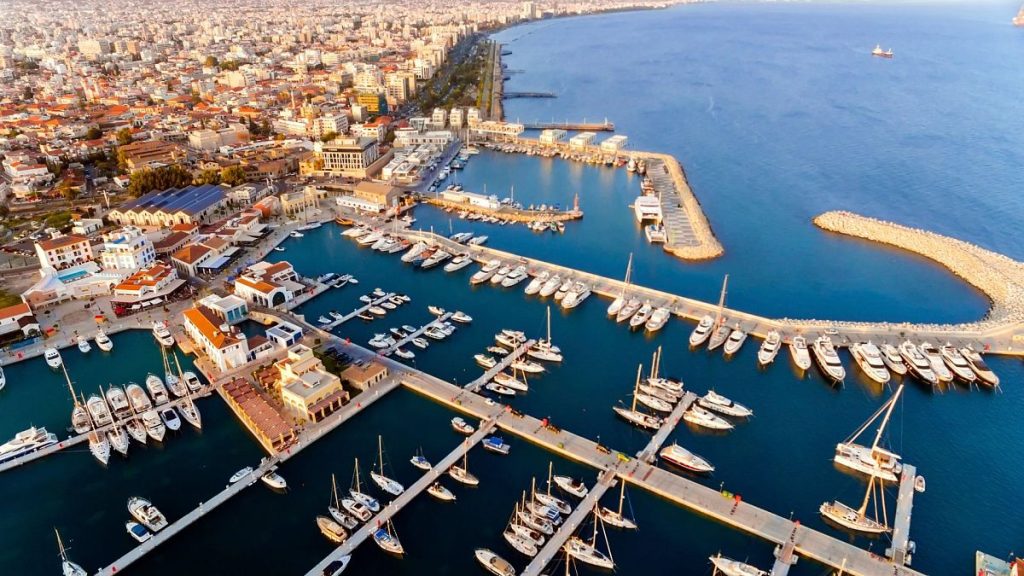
[1,3,1023,575]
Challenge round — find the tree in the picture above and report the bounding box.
[127,165,194,197]
[204,55,219,68]
[84,126,103,140]
[220,60,240,71]
[220,165,247,187]
[44,210,73,229]
[56,180,79,202]
[320,131,338,142]
[194,168,221,185]
[115,127,133,145]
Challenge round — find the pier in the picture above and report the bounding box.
[381,311,452,355]
[887,464,918,566]
[637,391,698,463]
[422,196,583,223]
[503,91,557,99]
[465,338,535,392]
[318,291,397,331]
[522,120,616,132]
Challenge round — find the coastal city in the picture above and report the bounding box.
[0,1,1022,576]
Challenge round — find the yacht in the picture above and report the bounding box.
[684,405,734,431]
[940,344,977,383]
[635,391,673,413]
[475,354,497,368]
[160,407,181,431]
[182,371,203,393]
[77,338,91,354]
[145,374,170,405]
[698,390,753,418]
[508,518,547,546]
[524,271,549,295]
[449,453,480,486]
[411,337,430,349]
[871,44,894,59]
[44,347,63,369]
[357,231,382,246]
[444,254,473,272]
[178,397,202,429]
[128,497,168,532]
[0,426,58,464]
[71,402,92,434]
[373,519,404,555]
[959,347,999,388]
[517,506,554,535]
[820,499,890,534]
[709,554,769,576]
[126,521,151,543]
[142,410,166,442]
[370,436,405,496]
[106,425,129,456]
[0,366,4,391]
[104,386,132,419]
[230,467,255,484]
[86,394,113,427]
[451,416,476,435]
[880,343,908,376]
[474,548,516,576]
[898,341,938,386]
[757,331,781,366]
[126,383,153,413]
[317,516,349,543]
[427,482,457,502]
[850,343,891,384]
[88,431,111,464]
[261,468,287,490]
[612,298,640,324]
[486,382,516,396]
[645,223,667,243]
[553,475,588,498]
[628,303,653,329]
[659,443,714,473]
[490,265,512,285]
[410,448,431,471]
[152,321,174,347]
[633,195,663,223]
[468,235,489,246]
[560,282,591,310]
[644,307,671,332]
[789,336,812,370]
[689,315,714,347]
[811,336,846,382]
[451,310,473,324]
[421,249,451,269]
[566,533,615,570]
[124,418,147,444]
[341,497,372,522]
[919,342,953,383]
[501,266,529,288]
[494,372,529,392]
[538,274,562,297]
[554,279,572,302]
[723,326,747,355]
[401,242,428,262]
[55,529,87,576]
[708,323,731,351]
[95,329,114,352]
[349,458,380,512]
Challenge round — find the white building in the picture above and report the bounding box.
[183,305,251,372]
[393,128,454,148]
[233,261,303,308]
[440,189,500,210]
[600,135,629,153]
[449,108,465,129]
[100,226,156,272]
[430,107,448,128]
[35,233,93,271]
[569,132,596,150]
[539,129,567,145]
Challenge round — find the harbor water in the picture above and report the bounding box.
[2,3,1023,575]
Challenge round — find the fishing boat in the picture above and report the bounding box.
[44,347,63,369]
[898,341,938,386]
[811,336,846,383]
[350,458,380,512]
[879,343,908,376]
[959,347,999,387]
[553,475,588,498]
[126,521,151,543]
[871,44,894,58]
[55,529,87,576]
[373,518,404,555]
[107,425,129,456]
[427,481,457,501]
[629,302,653,329]
[659,442,715,473]
[722,326,747,355]
[128,496,168,532]
[145,374,170,405]
[152,321,174,347]
[565,513,615,569]
[850,342,891,385]
[597,480,638,529]
[230,467,254,484]
[261,468,287,490]
[684,405,734,431]
[95,329,113,352]
[86,393,113,427]
[503,527,538,557]
[474,548,516,576]
[77,338,91,354]
[159,407,181,431]
[920,343,953,383]
[940,344,977,383]
[141,410,165,442]
[449,451,479,486]
[709,553,769,576]
[698,390,753,418]
[834,385,904,483]
[88,431,111,465]
[370,436,405,496]
[789,335,812,370]
[689,315,714,347]
[483,436,512,455]
[317,516,349,543]
[757,330,781,366]
[644,307,671,332]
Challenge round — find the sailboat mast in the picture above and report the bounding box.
[649,351,657,379]
[631,363,642,412]
[617,480,626,516]
[547,461,553,496]
[715,274,729,323]
[331,473,339,507]
[378,435,384,475]
[869,385,904,452]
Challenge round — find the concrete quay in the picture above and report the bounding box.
[423,196,583,223]
[465,338,535,392]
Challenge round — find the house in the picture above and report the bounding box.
[35,234,94,271]
[171,236,236,277]
[273,344,346,421]
[111,262,179,299]
[118,140,188,173]
[0,303,40,342]
[233,261,304,308]
[182,305,251,372]
[266,321,303,347]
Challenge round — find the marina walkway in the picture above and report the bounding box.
[303,414,500,576]
[319,292,396,331]
[465,339,535,392]
[638,391,698,463]
[382,311,452,356]
[888,464,918,566]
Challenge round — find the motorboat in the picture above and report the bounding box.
[709,554,769,576]
[940,344,977,383]
[368,334,395,349]
[317,516,349,543]
[723,327,747,355]
[959,347,999,387]
[401,242,428,262]
[898,341,938,386]
[182,371,203,393]
[450,232,473,243]
[230,467,254,484]
[501,266,529,288]
[160,407,181,431]
[503,528,538,557]
[471,261,501,284]
[629,303,653,329]
[77,338,91,354]
[698,390,753,418]
[687,316,715,350]
[474,548,516,576]
[880,344,908,376]
[86,394,113,427]
[538,274,562,297]
[428,305,446,316]
[475,354,497,368]
[560,282,591,309]
[373,519,404,555]
[322,556,352,576]
[552,475,588,498]
[341,497,372,522]
[485,382,516,396]
[318,315,332,325]
[452,310,473,323]
[411,337,429,349]
[757,330,781,366]
[393,348,415,360]
[525,271,549,295]
[659,443,714,473]
[261,468,287,490]
[444,254,474,272]
[71,403,92,434]
[145,374,170,405]
[811,336,846,382]
[850,342,891,384]
[468,235,488,246]
[427,482,457,502]
[128,496,168,532]
[357,231,382,246]
[919,343,953,383]
[380,301,397,311]
[88,431,111,465]
[489,265,512,285]
[451,417,475,435]
[126,383,153,413]
[44,347,63,369]
[684,406,734,431]
[142,410,166,442]
[645,307,671,332]
[483,436,511,455]
[367,306,387,316]
[342,226,370,238]
[789,336,812,370]
[126,521,151,543]
[421,249,451,269]
[152,321,174,347]
[0,426,58,465]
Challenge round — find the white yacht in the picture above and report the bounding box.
[940,344,977,383]
[451,416,476,435]
[449,452,479,486]
[628,303,653,329]
[145,374,170,405]
[370,436,405,496]
[565,532,615,570]
[920,343,953,383]
[789,335,812,370]
[834,385,904,483]
[44,347,63,369]
[261,468,287,490]
[474,548,516,576]
[490,265,512,284]
[142,410,166,442]
[820,499,890,535]
[538,274,562,297]
[124,419,147,444]
[160,407,181,431]
[560,282,591,310]
[401,242,428,262]
[427,482,456,502]
[77,338,91,354]
[128,496,168,532]
[615,298,642,323]
[86,394,113,427]
[126,383,153,413]
[722,326,747,355]
[511,359,544,374]
[421,249,451,269]
[524,271,549,295]
[850,342,891,384]
[0,426,58,464]
[684,405,734,431]
[152,321,174,347]
[341,497,372,522]
[659,442,714,473]
[811,336,846,383]
[960,347,1000,388]
[182,371,203,393]
[501,266,529,287]
[373,519,404,555]
[552,475,588,498]
[880,343,908,376]
[318,516,348,544]
[55,529,86,576]
[503,528,538,557]
[633,195,663,223]
[898,341,938,386]
[698,390,753,418]
[635,391,673,413]
[444,254,473,272]
[709,554,769,576]
[757,331,781,365]
[688,315,714,347]
[95,329,113,352]
[644,307,671,332]
[105,386,132,419]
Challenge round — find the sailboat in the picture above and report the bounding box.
[607,253,633,317]
[820,472,891,535]
[328,474,359,530]
[350,458,380,512]
[705,275,731,350]
[370,436,405,496]
[597,480,638,529]
[833,385,904,483]
[565,508,615,569]
[528,306,563,362]
[535,466,572,515]
[174,355,202,429]
[55,529,87,576]
[612,364,664,430]
[710,553,769,576]
[63,366,92,435]
[373,518,405,555]
[449,446,479,486]
[160,346,185,398]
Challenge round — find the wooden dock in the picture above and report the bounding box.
[465,339,535,392]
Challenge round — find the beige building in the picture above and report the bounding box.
[274,344,347,421]
[35,234,94,271]
[316,137,380,178]
[339,361,388,391]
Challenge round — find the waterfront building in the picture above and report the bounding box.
[600,134,629,153]
[539,129,567,145]
[440,189,500,210]
[99,226,156,272]
[273,344,347,422]
[431,107,448,129]
[171,236,235,277]
[315,137,381,178]
[234,261,303,308]
[0,302,40,343]
[266,321,303,347]
[198,294,249,325]
[449,107,465,129]
[468,120,524,141]
[111,263,179,300]
[280,187,318,217]
[339,361,388,391]
[182,306,253,372]
[569,132,596,150]
[35,234,93,271]
[394,128,454,148]
[108,184,228,227]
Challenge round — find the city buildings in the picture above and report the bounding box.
[108,184,228,227]
[99,226,156,271]
[35,233,93,271]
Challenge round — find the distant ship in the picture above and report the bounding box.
[1014,5,1024,26]
[871,44,894,59]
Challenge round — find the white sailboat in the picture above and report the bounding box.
[833,385,904,483]
[710,553,768,576]
[528,306,563,362]
[820,473,891,535]
[56,529,87,576]
[350,458,380,512]
[597,480,638,529]
[328,474,359,530]
[565,509,615,570]
[373,518,405,555]
[370,435,405,496]
[607,253,632,317]
[612,364,664,430]
[449,448,479,486]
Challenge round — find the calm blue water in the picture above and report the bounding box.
[2,3,1023,575]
